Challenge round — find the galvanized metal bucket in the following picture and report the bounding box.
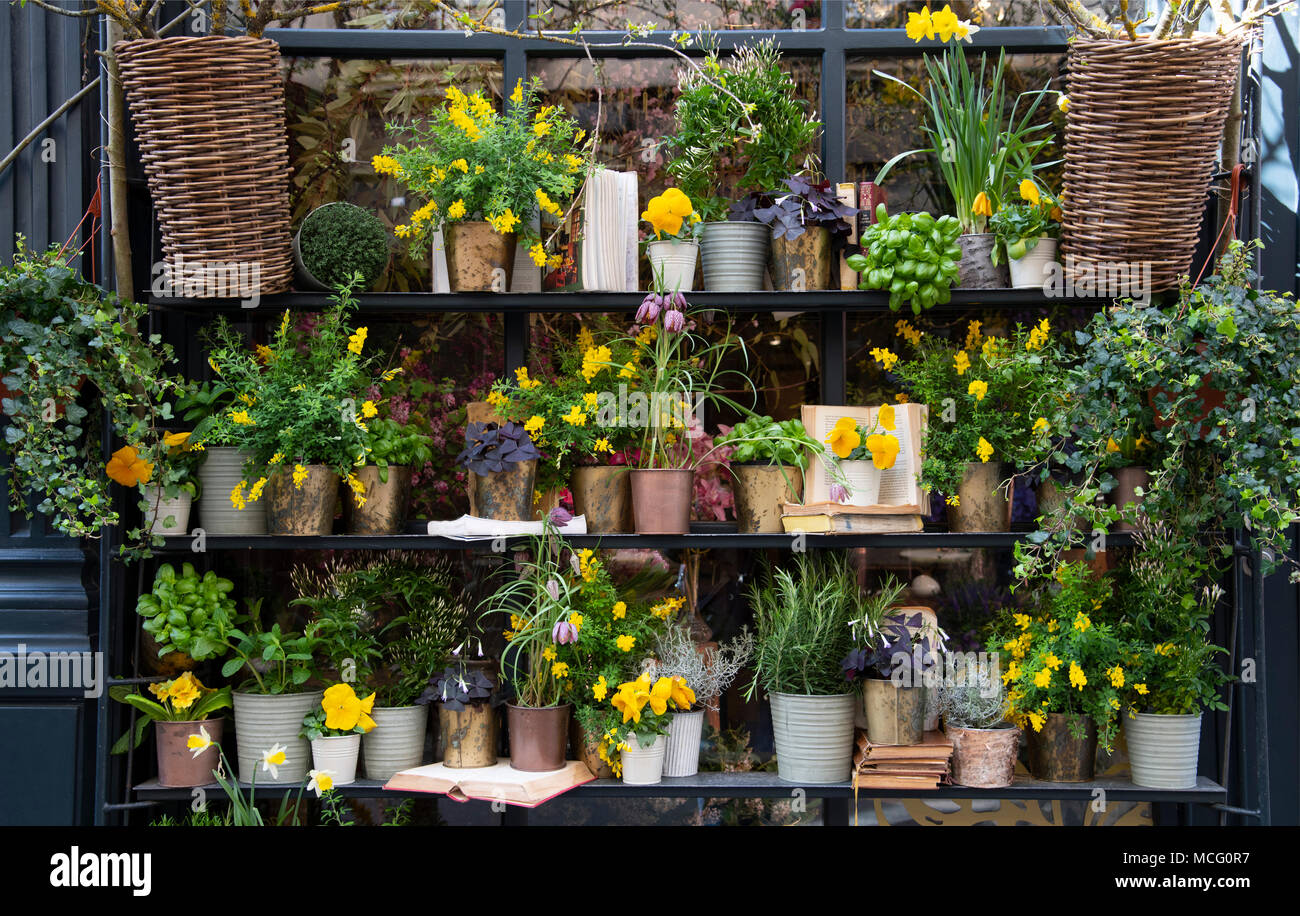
[769,692,856,784]
[197,447,266,536]
[1125,712,1201,789]
[620,734,667,785]
[663,708,705,778]
[362,705,428,782]
[646,239,698,292]
[700,221,769,291]
[231,690,323,784]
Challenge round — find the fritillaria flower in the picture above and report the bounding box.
[663,308,685,334]
[636,293,662,325]
[552,620,578,645]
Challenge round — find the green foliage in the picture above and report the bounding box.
[847,205,963,313]
[0,244,188,555]
[663,39,821,221]
[217,598,321,695]
[988,184,1061,264]
[136,563,238,662]
[363,416,433,481]
[298,202,390,290]
[109,678,232,755]
[715,415,816,467]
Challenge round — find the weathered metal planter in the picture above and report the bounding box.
[570,718,614,779]
[342,465,412,535]
[438,702,497,769]
[863,678,925,746]
[700,221,769,291]
[1025,712,1097,782]
[769,226,832,290]
[949,462,1011,532]
[311,733,361,786]
[264,465,338,535]
[629,468,693,535]
[570,465,632,533]
[506,703,570,772]
[473,460,537,521]
[1125,712,1201,789]
[231,690,323,784]
[732,464,803,534]
[363,705,428,781]
[769,692,856,784]
[196,447,265,535]
[443,220,515,292]
[155,718,223,788]
[957,233,1009,288]
[143,486,192,536]
[663,708,705,778]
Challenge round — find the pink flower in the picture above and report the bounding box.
[551,620,578,645]
[636,293,662,325]
[663,308,685,334]
[549,506,573,526]
[830,482,849,504]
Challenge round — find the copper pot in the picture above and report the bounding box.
[946,723,1021,789]
[444,221,516,292]
[264,465,338,535]
[769,226,832,290]
[570,465,632,533]
[473,460,537,521]
[1025,713,1097,782]
[629,468,693,535]
[438,702,497,769]
[1108,465,1149,532]
[156,717,223,788]
[506,703,571,772]
[343,465,412,535]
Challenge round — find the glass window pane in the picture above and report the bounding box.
[283,57,503,290]
[278,0,500,30]
[846,1,1122,29]
[532,1,821,31]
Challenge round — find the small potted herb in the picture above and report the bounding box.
[456,420,542,521]
[293,201,390,291]
[750,175,857,290]
[716,415,818,532]
[939,661,1019,788]
[422,661,498,769]
[345,416,435,535]
[135,562,237,677]
[847,204,963,314]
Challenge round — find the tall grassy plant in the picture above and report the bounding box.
[745,554,864,697]
[875,44,1055,234]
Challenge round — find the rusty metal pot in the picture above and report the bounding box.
[156,718,223,788]
[343,465,412,535]
[949,461,1012,532]
[1108,465,1149,532]
[570,465,632,533]
[438,702,497,769]
[570,717,614,779]
[732,464,803,533]
[264,465,338,535]
[506,703,571,772]
[769,226,832,290]
[444,221,515,292]
[473,460,537,521]
[1025,712,1097,782]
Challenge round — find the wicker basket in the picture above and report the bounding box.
[1062,36,1243,293]
[115,35,293,296]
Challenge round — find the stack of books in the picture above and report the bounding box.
[852,730,954,790]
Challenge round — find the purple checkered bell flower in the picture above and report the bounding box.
[552,620,578,645]
[549,506,573,526]
[829,482,849,504]
[670,291,687,311]
[635,292,662,325]
[545,578,561,602]
[663,307,685,334]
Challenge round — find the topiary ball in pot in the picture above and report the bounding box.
[294,202,390,291]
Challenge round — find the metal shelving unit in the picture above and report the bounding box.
[91,1,1272,827]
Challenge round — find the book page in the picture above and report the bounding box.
[875,406,916,505]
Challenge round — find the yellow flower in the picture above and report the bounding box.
[1107,666,1125,688]
[346,472,367,508]
[1106,437,1121,453]
[529,242,547,267]
[1033,667,1052,688]
[451,158,469,173]
[894,319,922,346]
[488,209,520,235]
[865,433,900,470]
[292,464,309,489]
[1013,613,1031,630]
[594,437,611,453]
[1073,612,1091,632]
[510,79,524,104]
[1135,683,1149,696]
[533,120,551,138]
[976,437,994,463]
[106,445,154,487]
[954,350,971,375]
[945,494,960,507]
[1026,318,1050,351]
[230,409,254,426]
[260,744,287,779]
[592,676,608,702]
[616,634,636,653]
[447,199,467,220]
[563,153,583,173]
[971,191,993,218]
[878,403,896,431]
[1057,93,1069,113]
[1027,710,1046,732]
[535,189,563,217]
[964,320,983,350]
[186,725,213,757]
[248,477,267,503]
[552,662,570,679]
[562,405,588,427]
[348,327,368,355]
[1044,653,1063,670]
[1033,417,1051,435]
[524,415,545,436]
[967,379,988,401]
[905,7,935,40]
[870,347,899,371]
[1019,179,1041,206]
[670,677,695,710]
[581,345,612,382]
[371,154,401,177]
[361,400,378,419]
[1069,662,1087,691]
[322,683,363,731]
[825,417,861,459]
[568,612,583,632]
[229,482,247,510]
[612,601,627,620]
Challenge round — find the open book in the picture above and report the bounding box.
[425,514,588,540]
[385,759,596,808]
[797,403,928,515]
[580,168,639,291]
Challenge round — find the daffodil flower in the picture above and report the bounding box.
[186,725,212,759]
[261,744,288,779]
[307,769,335,798]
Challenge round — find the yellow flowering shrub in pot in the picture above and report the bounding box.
[179,379,267,536]
[376,78,587,292]
[643,188,703,292]
[882,317,1067,531]
[197,281,377,535]
[109,673,232,788]
[302,683,377,786]
[988,562,1126,782]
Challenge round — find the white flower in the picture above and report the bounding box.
[307,768,335,797]
[260,743,288,779]
[186,724,212,759]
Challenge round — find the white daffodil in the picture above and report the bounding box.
[261,743,288,779]
[185,724,212,759]
[306,769,335,798]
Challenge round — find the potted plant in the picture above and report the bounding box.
[135,562,238,678]
[745,553,870,784]
[663,40,820,291]
[938,660,1020,789]
[839,581,932,746]
[883,318,1066,530]
[876,6,1055,289]
[716,415,817,532]
[604,673,695,785]
[456,421,542,521]
[990,562,1126,782]
[301,683,377,786]
[989,179,1062,288]
[139,431,202,537]
[847,205,963,313]
[180,379,267,536]
[109,673,232,788]
[345,416,433,535]
[821,404,903,508]
[377,78,586,291]
[424,660,497,769]
[1113,527,1231,789]
[651,623,754,777]
[750,174,857,291]
[642,188,702,292]
[294,201,390,292]
[615,292,745,533]
[200,281,376,535]
[217,598,323,784]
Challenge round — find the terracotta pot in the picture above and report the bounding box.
[570,466,632,533]
[949,462,1011,532]
[473,460,536,521]
[444,221,516,292]
[946,723,1020,789]
[342,465,412,535]
[863,679,925,746]
[732,464,803,534]
[1108,465,1149,532]
[769,226,832,290]
[506,703,571,772]
[156,718,223,787]
[629,468,693,535]
[957,233,1010,288]
[264,465,338,535]
[438,702,498,769]
[1025,713,1097,782]
[570,717,614,779]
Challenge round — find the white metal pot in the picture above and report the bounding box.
[700,221,769,291]
[663,708,705,778]
[841,459,882,507]
[143,486,192,536]
[231,690,323,784]
[362,705,428,782]
[770,692,856,784]
[311,733,362,786]
[646,239,698,292]
[620,734,667,785]
[1008,237,1059,289]
[1125,711,1202,789]
[197,447,266,535]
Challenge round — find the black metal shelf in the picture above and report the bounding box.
[155,530,1136,552]
[147,289,1114,315]
[132,772,1227,805]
